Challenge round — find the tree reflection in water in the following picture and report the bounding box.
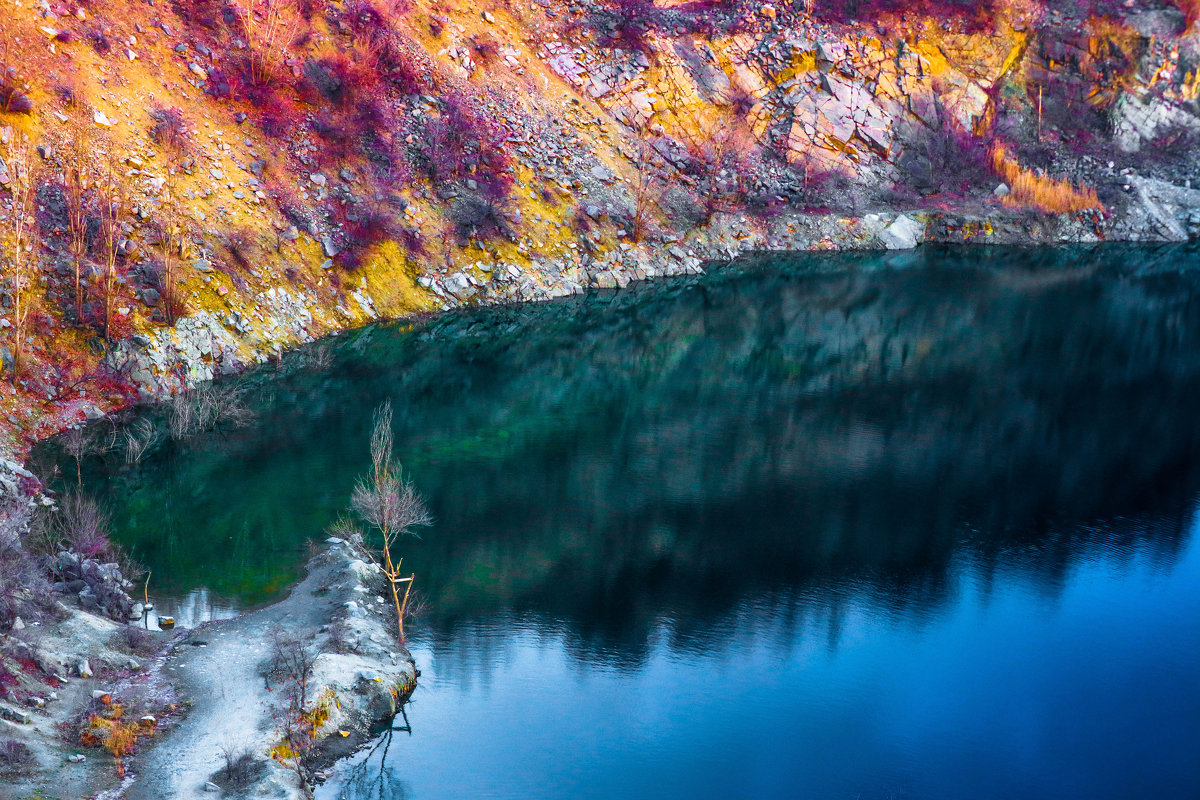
[332,705,412,800]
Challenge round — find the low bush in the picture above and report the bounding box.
[810,0,997,30]
[215,746,267,791]
[48,493,115,561]
[84,25,111,54]
[116,626,159,658]
[0,739,35,777]
[148,106,189,152]
[339,207,401,270]
[223,228,260,273]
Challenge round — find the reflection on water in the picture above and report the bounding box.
[138,587,241,630]
[37,244,1200,799]
[316,524,1200,800]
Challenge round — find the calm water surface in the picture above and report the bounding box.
[43,246,1200,799]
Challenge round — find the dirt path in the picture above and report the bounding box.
[125,541,416,800]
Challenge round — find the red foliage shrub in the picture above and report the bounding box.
[149,106,189,152]
[204,66,235,100]
[223,227,259,272]
[0,77,33,115]
[338,207,401,270]
[170,0,226,31]
[84,25,111,54]
[413,94,512,195]
[811,0,997,30]
[302,54,370,108]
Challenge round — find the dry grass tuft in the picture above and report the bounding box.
[990,145,1105,215]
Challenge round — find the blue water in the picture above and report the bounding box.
[322,529,1199,800]
[58,246,1200,799]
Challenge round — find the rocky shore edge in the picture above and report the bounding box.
[0,529,416,800]
[3,201,1199,798]
[122,536,416,800]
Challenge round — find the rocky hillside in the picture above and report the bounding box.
[1,0,1200,454]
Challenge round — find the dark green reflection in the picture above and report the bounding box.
[36,244,1200,636]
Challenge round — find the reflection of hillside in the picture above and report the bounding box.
[44,245,1200,654]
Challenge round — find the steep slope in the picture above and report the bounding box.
[1,0,1199,453]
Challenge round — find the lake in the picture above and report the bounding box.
[43,245,1200,799]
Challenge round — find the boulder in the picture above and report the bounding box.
[878,214,925,250]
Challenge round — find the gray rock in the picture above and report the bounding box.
[443,273,475,299]
[878,214,925,250]
[0,704,33,725]
[322,237,340,258]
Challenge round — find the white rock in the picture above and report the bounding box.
[878,214,925,250]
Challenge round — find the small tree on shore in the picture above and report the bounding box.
[3,138,38,382]
[348,401,431,644]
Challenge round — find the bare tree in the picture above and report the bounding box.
[61,425,105,489]
[156,220,189,326]
[64,112,91,322]
[628,144,659,244]
[95,159,125,342]
[700,120,755,220]
[3,138,38,382]
[350,401,431,644]
[266,627,319,756]
[155,153,191,326]
[47,492,113,560]
[0,497,44,633]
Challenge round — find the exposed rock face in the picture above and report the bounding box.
[2,0,1200,477]
[47,551,137,622]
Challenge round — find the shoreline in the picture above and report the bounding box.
[0,536,415,800]
[7,205,1200,466]
[121,537,416,800]
[5,233,1200,799]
